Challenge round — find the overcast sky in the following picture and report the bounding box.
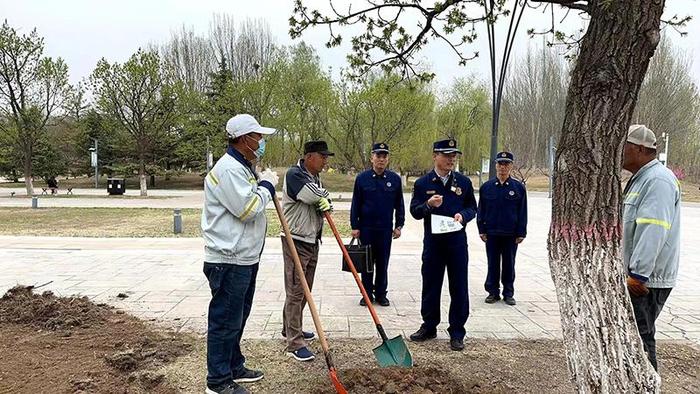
[2,0,698,88]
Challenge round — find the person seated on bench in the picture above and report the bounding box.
[47,176,59,195]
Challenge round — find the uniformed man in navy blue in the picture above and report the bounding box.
[350,143,405,307]
[408,138,477,351]
[477,151,527,306]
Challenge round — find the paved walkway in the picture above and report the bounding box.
[1,195,699,344]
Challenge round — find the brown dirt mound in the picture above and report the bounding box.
[0,285,193,393]
[0,285,108,330]
[339,366,464,393]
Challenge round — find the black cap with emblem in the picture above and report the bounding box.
[494,151,514,163]
[433,138,462,154]
[371,142,390,154]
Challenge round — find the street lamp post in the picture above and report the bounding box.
[206,135,213,172]
[660,132,670,167]
[89,138,98,189]
[483,0,529,178]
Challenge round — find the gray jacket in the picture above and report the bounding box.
[281,159,329,244]
[201,149,275,265]
[622,159,680,288]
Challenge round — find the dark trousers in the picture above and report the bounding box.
[204,262,258,386]
[484,235,518,298]
[281,236,319,351]
[631,287,672,371]
[420,234,469,340]
[360,228,393,300]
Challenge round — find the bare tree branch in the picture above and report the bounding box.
[531,0,589,13]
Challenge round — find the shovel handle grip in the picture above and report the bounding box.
[324,211,382,326]
[376,323,390,342]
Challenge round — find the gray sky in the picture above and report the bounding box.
[2,0,698,88]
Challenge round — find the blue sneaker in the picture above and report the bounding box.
[287,346,315,362]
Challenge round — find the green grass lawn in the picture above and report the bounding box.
[0,207,350,238]
[0,169,408,193]
[0,194,170,199]
[0,174,207,190]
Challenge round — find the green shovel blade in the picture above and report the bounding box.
[373,335,413,367]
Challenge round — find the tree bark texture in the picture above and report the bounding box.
[549,0,664,392]
[23,157,33,196]
[139,159,148,197]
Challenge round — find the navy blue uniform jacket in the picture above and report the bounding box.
[476,177,527,237]
[350,169,405,230]
[410,170,477,239]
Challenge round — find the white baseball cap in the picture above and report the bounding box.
[225,114,276,138]
[627,124,657,149]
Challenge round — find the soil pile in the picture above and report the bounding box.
[0,286,192,393]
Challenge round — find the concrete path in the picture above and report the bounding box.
[1,195,698,345]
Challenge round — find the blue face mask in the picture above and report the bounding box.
[254,138,266,158]
[245,135,266,159]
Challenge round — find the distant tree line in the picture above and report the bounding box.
[1,17,697,196]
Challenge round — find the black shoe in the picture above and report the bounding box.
[206,382,249,394]
[450,338,465,351]
[504,297,516,306]
[232,367,264,383]
[359,297,374,306]
[485,294,501,304]
[409,327,437,342]
[281,330,316,340]
[376,297,390,307]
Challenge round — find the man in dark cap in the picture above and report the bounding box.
[409,138,477,351]
[477,151,527,306]
[281,140,334,362]
[350,143,405,307]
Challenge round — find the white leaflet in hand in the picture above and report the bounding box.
[430,214,462,234]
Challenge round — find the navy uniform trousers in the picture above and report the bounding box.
[484,236,518,298]
[420,231,469,340]
[360,228,393,300]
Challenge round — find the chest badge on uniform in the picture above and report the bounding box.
[386,182,392,187]
[509,190,515,196]
[454,187,462,196]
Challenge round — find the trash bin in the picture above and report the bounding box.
[107,178,126,195]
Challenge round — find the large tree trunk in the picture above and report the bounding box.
[23,156,33,196]
[549,0,665,392]
[139,159,148,197]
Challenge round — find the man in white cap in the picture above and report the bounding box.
[622,124,681,371]
[201,114,279,394]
